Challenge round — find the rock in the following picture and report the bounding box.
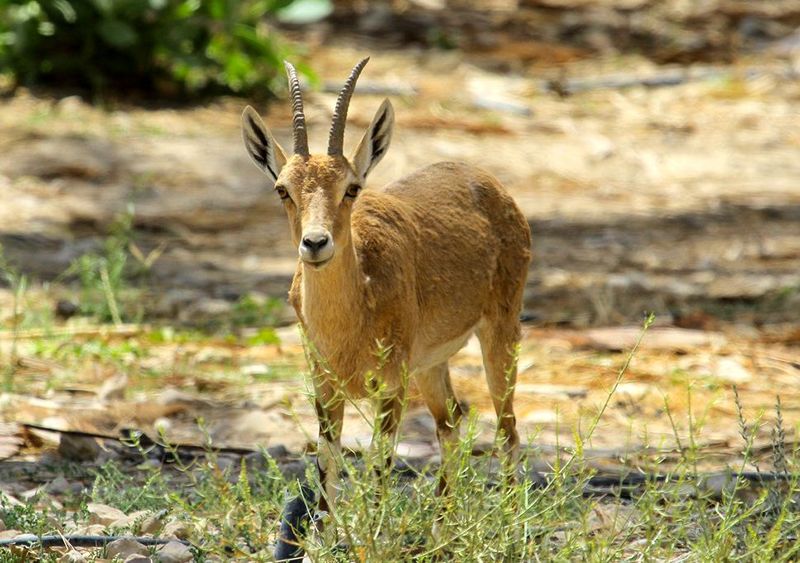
[107,538,148,560]
[583,133,616,161]
[522,410,559,424]
[615,382,654,402]
[241,364,270,376]
[162,520,190,540]
[215,455,237,474]
[59,550,87,563]
[395,441,436,458]
[124,555,153,563]
[111,509,154,530]
[58,434,100,462]
[179,298,232,323]
[139,510,166,534]
[45,476,71,495]
[713,357,753,384]
[97,372,129,401]
[159,289,205,317]
[0,530,21,539]
[55,299,79,319]
[56,95,87,114]
[278,460,309,481]
[156,541,193,563]
[86,502,127,526]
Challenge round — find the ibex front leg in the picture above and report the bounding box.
[375,394,403,483]
[314,391,344,525]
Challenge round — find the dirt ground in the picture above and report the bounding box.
[2,1,800,477]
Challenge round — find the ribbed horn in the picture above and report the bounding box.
[327,57,370,156]
[284,61,309,157]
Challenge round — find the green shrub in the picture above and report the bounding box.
[0,0,325,98]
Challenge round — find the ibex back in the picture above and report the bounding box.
[242,58,531,518]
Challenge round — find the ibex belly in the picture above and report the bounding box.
[410,327,475,373]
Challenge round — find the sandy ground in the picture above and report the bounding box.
[1,18,799,470]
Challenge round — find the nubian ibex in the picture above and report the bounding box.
[242,58,531,517]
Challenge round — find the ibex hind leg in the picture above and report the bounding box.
[477,313,522,481]
[415,362,463,496]
[415,362,463,540]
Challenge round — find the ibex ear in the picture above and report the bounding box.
[351,99,394,179]
[241,105,287,183]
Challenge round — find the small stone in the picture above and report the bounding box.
[714,357,753,384]
[139,510,166,534]
[0,530,21,539]
[55,299,79,319]
[395,441,436,458]
[156,540,193,563]
[522,410,559,424]
[153,418,172,434]
[110,509,151,530]
[59,550,87,563]
[107,537,148,560]
[162,520,190,540]
[180,298,232,323]
[58,434,100,462]
[70,524,106,535]
[124,555,153,563]
[86,502,127,526]
[97,372,129,401]
[45,476,71,495]
[615,382,654,402]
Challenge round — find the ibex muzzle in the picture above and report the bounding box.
[299,227,333,265]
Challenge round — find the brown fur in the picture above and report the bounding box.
[286,159,530,396]
[243,91,530,520]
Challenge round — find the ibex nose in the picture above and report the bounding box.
[301,233,329,251]
[299,229,334,265]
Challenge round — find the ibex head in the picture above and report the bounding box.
[242,58,394,268]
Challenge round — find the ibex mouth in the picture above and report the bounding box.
[304,257,332,270]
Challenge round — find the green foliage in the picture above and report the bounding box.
[0,0,324,98]
[90,461,170,513]
[0,493,52,533]
[231,293,282,328]
[0,244,29,391]
[67,207,144,323]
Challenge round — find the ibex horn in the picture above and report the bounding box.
[284,61,309,157]
[327,57,370,156]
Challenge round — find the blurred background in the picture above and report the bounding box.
[1,0,800,459]
[2,0,800,328]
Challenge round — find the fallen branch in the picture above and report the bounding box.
[0,324,146,341]
[19,422,288,459]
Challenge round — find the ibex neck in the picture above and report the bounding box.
[301,240,365,329]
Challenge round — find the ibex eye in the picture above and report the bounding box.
[345,184,361,198]
[275,185,290,200]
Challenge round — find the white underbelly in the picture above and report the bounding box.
[409,328,475,373]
